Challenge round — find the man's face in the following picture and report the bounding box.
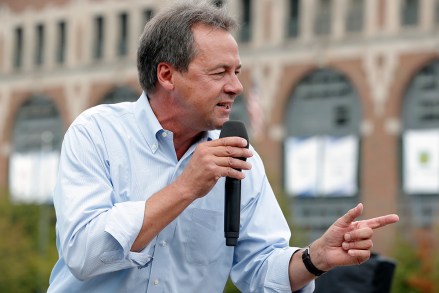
[171,24,243,131]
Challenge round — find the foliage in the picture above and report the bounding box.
[391,233,439,293]
[224,278,241,293]
[0,194,58,293]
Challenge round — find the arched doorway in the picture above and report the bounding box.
[401,59,439,227]
[9,95,63,203]
[283,69,362,242]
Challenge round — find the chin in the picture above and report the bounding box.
[215,118,230,129]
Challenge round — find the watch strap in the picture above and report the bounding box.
[302,246,326,276]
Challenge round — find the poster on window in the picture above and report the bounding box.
[9,151,59,204]
[319,135,358,196]
[284,136,321,196]
[403,129,439,194]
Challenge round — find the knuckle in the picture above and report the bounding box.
[196,144,208,156]
[225,146,233,156]
[227,167,236,178]
[206,164,216,175]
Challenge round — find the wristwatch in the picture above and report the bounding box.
[302,246,326,276]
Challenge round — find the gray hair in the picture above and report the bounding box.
[137,0,238,94]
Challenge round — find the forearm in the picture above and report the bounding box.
[131,176,195,251]
[289,248,316,291]
[289,241,330,292]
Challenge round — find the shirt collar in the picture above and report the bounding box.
[135,92,220,152]
[134,92,163,153]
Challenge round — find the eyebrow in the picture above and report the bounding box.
[211,64,242,71]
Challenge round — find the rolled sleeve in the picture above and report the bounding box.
[105,201,153,266]
[265,247,315,293]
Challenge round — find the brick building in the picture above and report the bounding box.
[0,0,438,255]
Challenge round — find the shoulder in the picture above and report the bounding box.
[70,102,134,129]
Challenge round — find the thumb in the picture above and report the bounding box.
[336,203,363,228]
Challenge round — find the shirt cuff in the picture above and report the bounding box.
[104,201,146,257]
[265,247,315,293]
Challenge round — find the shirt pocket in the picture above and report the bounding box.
[183,208,225,265]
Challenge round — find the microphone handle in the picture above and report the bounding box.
[224,177,241,246]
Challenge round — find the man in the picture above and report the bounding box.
[48,1,399,292]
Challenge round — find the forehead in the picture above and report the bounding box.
[191,24,240,64]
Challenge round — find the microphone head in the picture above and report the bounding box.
[219,120,249,149]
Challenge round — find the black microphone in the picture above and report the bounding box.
[219,120,249,246]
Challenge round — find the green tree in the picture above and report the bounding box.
[0,194,57,293]
[391,233,439,293]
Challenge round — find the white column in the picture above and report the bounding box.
[0,87,10,142]
[271,0,287,46]
[82,9,93,65]
[105,9,117,61]
[300,0,315,42]
[23,12,35,72]
[129,5,142,58]
[420,0,435,31]
[253,0,265,48]
[365,0,379,37]
[45,18,56,70]
[333,0,347,40]
[66,2,82,68]
[386,0,400,35]
[0,7,10,74]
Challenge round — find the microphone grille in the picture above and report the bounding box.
[219,120,249,149]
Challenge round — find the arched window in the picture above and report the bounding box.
[401,60,439,227]
[100,86,138,104]
[284,69,361,241]
[9,95,63,203]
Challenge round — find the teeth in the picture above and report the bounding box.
[217,103,230,109]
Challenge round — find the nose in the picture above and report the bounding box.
[224,74,244,96]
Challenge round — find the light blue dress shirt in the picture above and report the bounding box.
[48,93,314,292]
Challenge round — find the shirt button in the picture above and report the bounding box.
[153,279,160,286]
[151,144,158,152]
[161,131,168,138]
[160,240,168,247]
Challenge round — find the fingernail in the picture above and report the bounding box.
[344,234,351,241]
[242,138,248,146]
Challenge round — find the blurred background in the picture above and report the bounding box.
[0,0,438,292]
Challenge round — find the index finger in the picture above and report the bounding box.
[210,137,248,148]
[359,214,399,230]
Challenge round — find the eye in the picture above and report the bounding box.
[214,71,226,76]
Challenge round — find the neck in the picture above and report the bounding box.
[148,92,204,160]
[174,131,204,160]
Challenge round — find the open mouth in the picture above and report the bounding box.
[217,103,231,110]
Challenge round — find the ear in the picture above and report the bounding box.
[157,62,175,91]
